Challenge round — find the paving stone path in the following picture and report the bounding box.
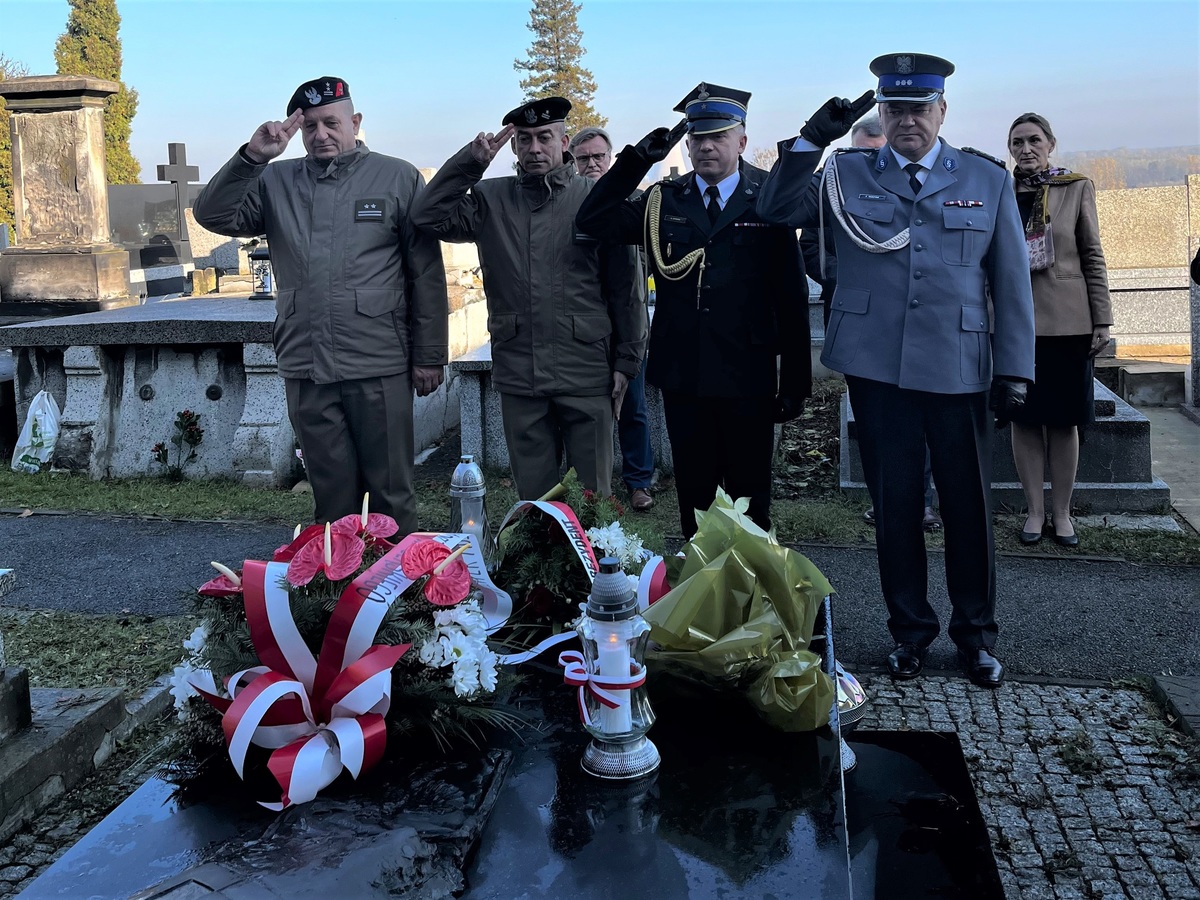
[858,676,1200,900]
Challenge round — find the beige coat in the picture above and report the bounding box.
[1023,177,1112,336]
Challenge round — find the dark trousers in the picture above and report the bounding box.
[662,391,774,538]
[846,376,997,651]
[618,366,654,491]
[285,373,416,536]
[500,393,613,500]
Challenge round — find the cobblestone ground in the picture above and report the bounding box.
[857,676,1200,900]
[2,682,1197,898]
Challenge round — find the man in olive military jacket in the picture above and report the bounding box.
[193,76,448,537]
[411,97,644,500]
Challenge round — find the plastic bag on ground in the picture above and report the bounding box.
[11,390,60,474]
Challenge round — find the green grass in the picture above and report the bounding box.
[1,608,198,692]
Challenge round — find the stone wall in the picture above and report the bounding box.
[1095,185,1190,270]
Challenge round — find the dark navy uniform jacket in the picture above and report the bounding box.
[577,152,811,401]
[758,139,1034,394]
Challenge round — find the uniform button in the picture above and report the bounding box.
[701,308,710,313]
[966,219,974,226]
[913,271,923,279]
[979,319,986,327]
[914,219,924,226]
[914,244,924,251]
[910,300,920,308]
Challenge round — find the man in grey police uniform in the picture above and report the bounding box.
[194,76,448,537]
[757,54,1035,688]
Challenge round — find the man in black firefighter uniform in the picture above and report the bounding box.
[577,83,810,537]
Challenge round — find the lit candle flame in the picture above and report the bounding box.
[323,522,332,568]
[210,561,241,586]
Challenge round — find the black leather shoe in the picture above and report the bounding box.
[960,648,1005,688]
[1052,530,1079,548]
[887,643,926,680]
[1019,528,1042,545]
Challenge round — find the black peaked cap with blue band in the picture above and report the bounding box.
[674,82,751,135]
[287,76,351,116]
[502,96,572,128]
[870,54,955,103]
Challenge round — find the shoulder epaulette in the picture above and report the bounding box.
[961,147,1007,170]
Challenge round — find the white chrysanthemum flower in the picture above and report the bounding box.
[182,624,209,657]
[170,663,199,720]
[478,654,498,692]
[418,638,444,667]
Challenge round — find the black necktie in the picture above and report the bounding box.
[904,163,923,195]
[705,185,721,225]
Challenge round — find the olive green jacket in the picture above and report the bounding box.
[411,145,644,397]
[193,144,448,383]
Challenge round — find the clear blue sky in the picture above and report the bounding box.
[4,0,1198,183]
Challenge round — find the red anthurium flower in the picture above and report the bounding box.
[399,540,471,607]
[287,524,366,587]
[332,512,398,548]
[199,562,243,598]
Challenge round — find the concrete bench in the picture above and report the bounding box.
[450,341,675,476]
[0,350,14,463]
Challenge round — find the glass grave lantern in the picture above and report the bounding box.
[575,557,660,780]
[248,243,275,298]
[449,454,493,568]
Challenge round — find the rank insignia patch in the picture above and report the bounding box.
[944,157,957,171]
[354,199,385,222]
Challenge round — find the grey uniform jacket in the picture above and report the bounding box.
[410,145,644,398]
[758,139,1035,394]
[192,144,448,383]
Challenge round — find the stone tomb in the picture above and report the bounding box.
[21,669,1003,899]
[839,380,1171,512]
[0,76,132,311]
[0,299,295,486]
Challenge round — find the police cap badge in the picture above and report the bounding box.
[286,76,350,116]
[869,53,955,104]
[674,82,751,135]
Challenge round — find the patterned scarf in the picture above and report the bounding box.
[1015,167,1088,233]
[1014,167,1088,270]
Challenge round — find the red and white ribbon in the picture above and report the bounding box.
[190,544,420,809]
[496,500,600,581]
[557,649,646,730]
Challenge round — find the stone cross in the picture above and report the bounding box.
[156,143,200,258]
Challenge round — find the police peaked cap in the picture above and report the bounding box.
[674,82,751,134]
[870,54,955,103]
[287,76,351,116]
[502,96,572,128]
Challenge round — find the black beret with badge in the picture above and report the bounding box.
[674,82,751,134]
[502,96,572,128]
[870,53,955,103]
[286,76,351,116]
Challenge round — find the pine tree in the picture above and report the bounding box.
[54,0,141,184]
[513,0,606,132]
[0,54,30,230]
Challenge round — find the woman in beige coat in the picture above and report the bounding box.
[1007,113,1113,547]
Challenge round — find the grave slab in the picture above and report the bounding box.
[1151,675,1200,737]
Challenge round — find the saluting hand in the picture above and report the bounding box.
[245,110,304,164]
[631,119,688,165]
[470,125,516,167]
[799,90,877,148]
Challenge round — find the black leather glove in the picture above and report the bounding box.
[773,394,806,423]
[989,377,1028,428]
[799,90,877,147]
[631,119,688,165]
